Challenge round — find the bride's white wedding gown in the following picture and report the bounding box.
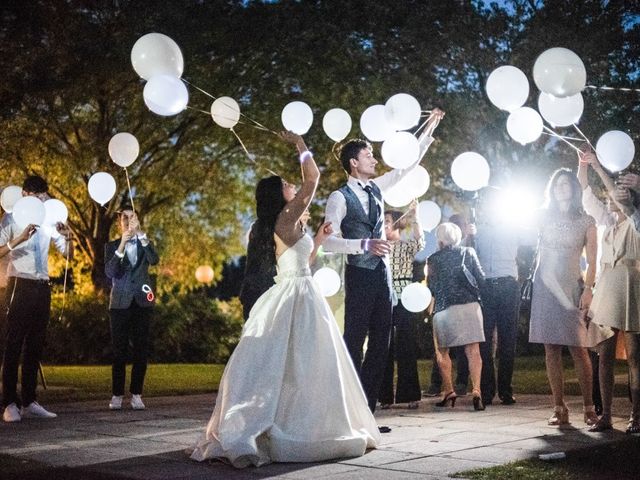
[191,235,380,468]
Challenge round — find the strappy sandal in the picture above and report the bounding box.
[583,405,599,426]
[548,405,569,425]
[626,415,640,435]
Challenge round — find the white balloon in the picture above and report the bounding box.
[485,65,530,112]
[211,96,241,129]
[108,132,139,168]
[418,200,442,231]
[506,107,543,145]
[12,196,46,230]
[384,166,430,209]
[322,108,352,142]
[43,199,68,226]
[401,282,432,313]
[1,186,23,213]
[451,152,491,191]
[596,130,635,173]
[537,92,584,127]
[533,47,586,98]
[131,33,184,80]
[143,75,189,116]
[88,172,117,206]
[359,105,395,142]
[281,101,313,135]
[313,267,341,297]
[381,131,420,169]
[384,93,421,130]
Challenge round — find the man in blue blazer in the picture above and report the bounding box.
[105,205,159,410]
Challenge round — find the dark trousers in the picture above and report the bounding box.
[2,278,51,407]
[380,302,421,404]
[344,262,392,413]
[479,277,519,402]
[110,304,152,396]
[429,346,469,389]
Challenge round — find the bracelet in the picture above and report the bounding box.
[6,241,14,251]
[362,239,370,252]
[299,150,312,163]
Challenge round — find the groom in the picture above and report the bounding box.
[324,109,444,417]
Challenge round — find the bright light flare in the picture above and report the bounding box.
[487,186,538,228]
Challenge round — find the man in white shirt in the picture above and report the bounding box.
[323,109,443,417]
[0,175,72,422]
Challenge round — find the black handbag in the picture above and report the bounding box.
[520,240,539,314]
[461,249,479,294]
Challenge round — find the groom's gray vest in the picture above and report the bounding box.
[338,183,383,270]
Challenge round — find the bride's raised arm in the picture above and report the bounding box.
[275,132,320,244]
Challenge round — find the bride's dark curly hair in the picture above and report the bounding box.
[245,176,287,276]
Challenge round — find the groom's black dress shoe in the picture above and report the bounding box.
[500,395,516,405]
[378,426,392,433]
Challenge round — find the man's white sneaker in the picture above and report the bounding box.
[3,403,21,422]
[109,395,123,410]
[130,394,145,410]
[21,401,57,419]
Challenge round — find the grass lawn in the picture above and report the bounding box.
[35,355,630,404]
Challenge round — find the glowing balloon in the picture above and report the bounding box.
[1,186,23,213]
[418,200,442,231]
[108,132,139,168]
[486,65,530,112]
[451,152,491,191]
[313,267,341,297]
[43,199,68,226]
[381,131,420,169]
[533,47,586,98]
[88,172,117,206]
[143,75,189,116]
[211,97,240,129]
[359,105,395,142]
[506,107,543,145]
[384,186,414,208]
[322,108,352,142]
[281,101,313,135]
[537,92,584,127]
[401,282,432,312]
[385,166,430,209]
[131,33,184,80]
[195,265,214,283]
[384,93,421,130]
[12,196,46,230]
[596,130,635,173]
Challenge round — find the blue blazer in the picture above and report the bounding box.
[105,238,159,310]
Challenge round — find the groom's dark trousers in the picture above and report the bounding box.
[343,261,393,413]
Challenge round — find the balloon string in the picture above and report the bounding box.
[58,238,71,322]
[585,85,640,93]
[230,128,279,177]
[541,132,585,142]
[186,105,212,115]
[185,105,273,132]
[391,206,415,228]
[543,126,582,153]
[572,123,596,151]
[181,78,216,99]
[124,167,136,213]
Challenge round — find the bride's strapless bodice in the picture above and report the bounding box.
[276,235,313,277]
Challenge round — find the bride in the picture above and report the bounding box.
[190,131,380,468]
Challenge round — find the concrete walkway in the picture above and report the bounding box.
[0,393,635,479]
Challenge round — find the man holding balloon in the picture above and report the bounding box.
[1,175,72,423]
[323,108,444,423]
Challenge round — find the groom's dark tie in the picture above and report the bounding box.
[363,184,382,238]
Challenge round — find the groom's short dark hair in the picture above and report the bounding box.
[339,139,371,175]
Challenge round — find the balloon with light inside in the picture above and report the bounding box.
[401,282,432,313]
[313,267,341,297]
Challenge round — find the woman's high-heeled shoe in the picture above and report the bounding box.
[626,414,640,435]
[548,405,570,426]
[472,395,485,411]
[583,405,598,426]
[435,391,457,408]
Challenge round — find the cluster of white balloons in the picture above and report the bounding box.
[131,33,188,116]
[0,186,69,235]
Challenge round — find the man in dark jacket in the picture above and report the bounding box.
[105,205,159,411]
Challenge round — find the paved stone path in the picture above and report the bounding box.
[0,393,635,479]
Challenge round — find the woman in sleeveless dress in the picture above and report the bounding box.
[528,168,599,427]
[190,132,380,468]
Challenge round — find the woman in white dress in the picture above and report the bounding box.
[190,132,380,468]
